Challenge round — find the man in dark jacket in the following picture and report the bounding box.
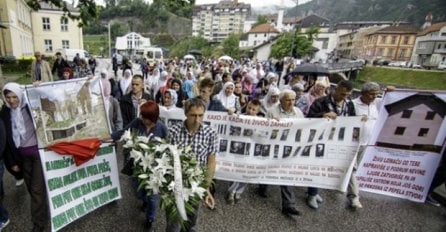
[119,74,153,127]
[306,80,357,209]
[52,52,70,81]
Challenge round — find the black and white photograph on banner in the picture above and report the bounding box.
[352,127,360,142]
[262,145,271,157]
[316,143,325,157]
[270,129,279,139]
[308,129,316,143]
[219,139,228,152]
[255,130,269,139]
[230,141,247,155]
[167,119,183,128]
[302,145,312,157]
[273,145,280,158]
[217,124,228,135]
[244,143,251,156]
[295,129,302,142]
[280,129,290,141]
[338,127,346,141]
[283,146,292,158]
[318,129,325,141]
[328,127,336,140]
[254,144,262,156]
[293,146,301,157]
[229,125,242,136]
[243,128,254,137]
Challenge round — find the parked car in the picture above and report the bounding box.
[438,61,446,70]
[373,59,390,66]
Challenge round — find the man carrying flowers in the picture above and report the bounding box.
[167,97,218,231]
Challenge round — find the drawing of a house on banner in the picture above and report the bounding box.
[376,92,446,152]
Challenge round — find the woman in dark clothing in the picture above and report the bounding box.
[1,83,48,232]
[111,101,167,231]
[170,79,188,108]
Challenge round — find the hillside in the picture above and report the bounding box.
[287,0,446,26]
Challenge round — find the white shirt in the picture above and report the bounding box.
[353,97,383,145]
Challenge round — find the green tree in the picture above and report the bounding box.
[169,36,211,58]
[252,15,269,28]
[221,33,241,59]
[270,31,314,59]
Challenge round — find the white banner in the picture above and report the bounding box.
[357,90,446,202]
[42,145,121,232]
[160,107,363,192]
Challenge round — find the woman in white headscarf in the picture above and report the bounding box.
[260,86,280,115]
[160,89,178,110]
[119,69,133,96]
[215,82,240,114]
[100,69,123,132]
[0,83,48,231]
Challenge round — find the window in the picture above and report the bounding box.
[394,127,406,135]
[403,36,409,45]
[401,110,412,118]
[377,48,384,56]
[425,111,435,120]
[387,48,394,57]
[438,44,442,49]
[418,128,429,137]
[381,36,386,44]
[60,18,68,31]
[62,40,69,49]
[391,36,397,44]
[399,49,406,58]
[44,39,53,52]
[42,17,50,30]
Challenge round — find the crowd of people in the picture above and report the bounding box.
[0,51,444,232]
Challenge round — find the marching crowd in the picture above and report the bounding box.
[0,51,444,232]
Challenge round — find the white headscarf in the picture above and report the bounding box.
[120,69,132,94]
[262,86,280,109]
[164,89,178,108]
[2,83,27,147]
[217,82,237,109]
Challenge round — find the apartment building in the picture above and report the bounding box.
[411,22,446,68]
[192,0,250,42]
[0,0,34,57]
[31,2,83,57]
[363,25,418,62]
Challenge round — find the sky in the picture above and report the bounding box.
[90,0,312,8]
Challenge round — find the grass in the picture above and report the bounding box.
[83,34,111,56]
[354,66,446,90]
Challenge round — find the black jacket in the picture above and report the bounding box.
[307,94,356,118]
[0,105,24,168]
[119,92,153,127]
[52,58,70,80]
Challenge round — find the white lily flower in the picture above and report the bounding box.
[190,181,206,198]
[138,173,149,179]
[129,149,144,163]
[145,178,161,194]
[123,139,134,148]
[139,154,155,172]
[167,181,175,191]
[136,136,150,144]
[138,142,150,150]
[119,129,132,142]
[155,154,173,172]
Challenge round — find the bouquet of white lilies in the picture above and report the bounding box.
[120,129,208,223]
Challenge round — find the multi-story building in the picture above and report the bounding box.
[337,26,387,60]
[0,0,34,58]
[192,0,250,42]
[411,22,446,69]
[242,23,279,48]
[363,25,418,62]
[31,2,83,57]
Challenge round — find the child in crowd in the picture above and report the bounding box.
[226,99,263,204]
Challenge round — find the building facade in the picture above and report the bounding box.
[115,32,151,58]
[241,23,279,48]
[411,22,446,69]
[31,3,83,57]
[0,0,34,58]
[192,0,250,42]
[363,25,418,62]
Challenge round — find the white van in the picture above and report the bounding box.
[56,49,90,62]
[142,47,163,64]
[438,61,446,70]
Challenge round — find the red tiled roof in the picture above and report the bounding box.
[418,22,446,36]
[248,23,280,33]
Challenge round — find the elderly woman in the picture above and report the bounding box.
[100,69,123,132]
[0,83,48,232]
[233,82,248,111]
[296,79,329,116]
[215,82,240,114]
[260,87,280,115]
[111,101,168,231]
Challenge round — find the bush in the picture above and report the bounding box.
[17,59,33,71]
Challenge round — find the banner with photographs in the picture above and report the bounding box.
[357,90,446,202]
[42,145,121,232]
[160,107,363,192]
[25,78,111,148]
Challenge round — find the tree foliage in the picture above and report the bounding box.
[252,15,269,28]
[26,0,98,27]
[270,30,315,59]
[220,34,241,59]
[169,36,212,58]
